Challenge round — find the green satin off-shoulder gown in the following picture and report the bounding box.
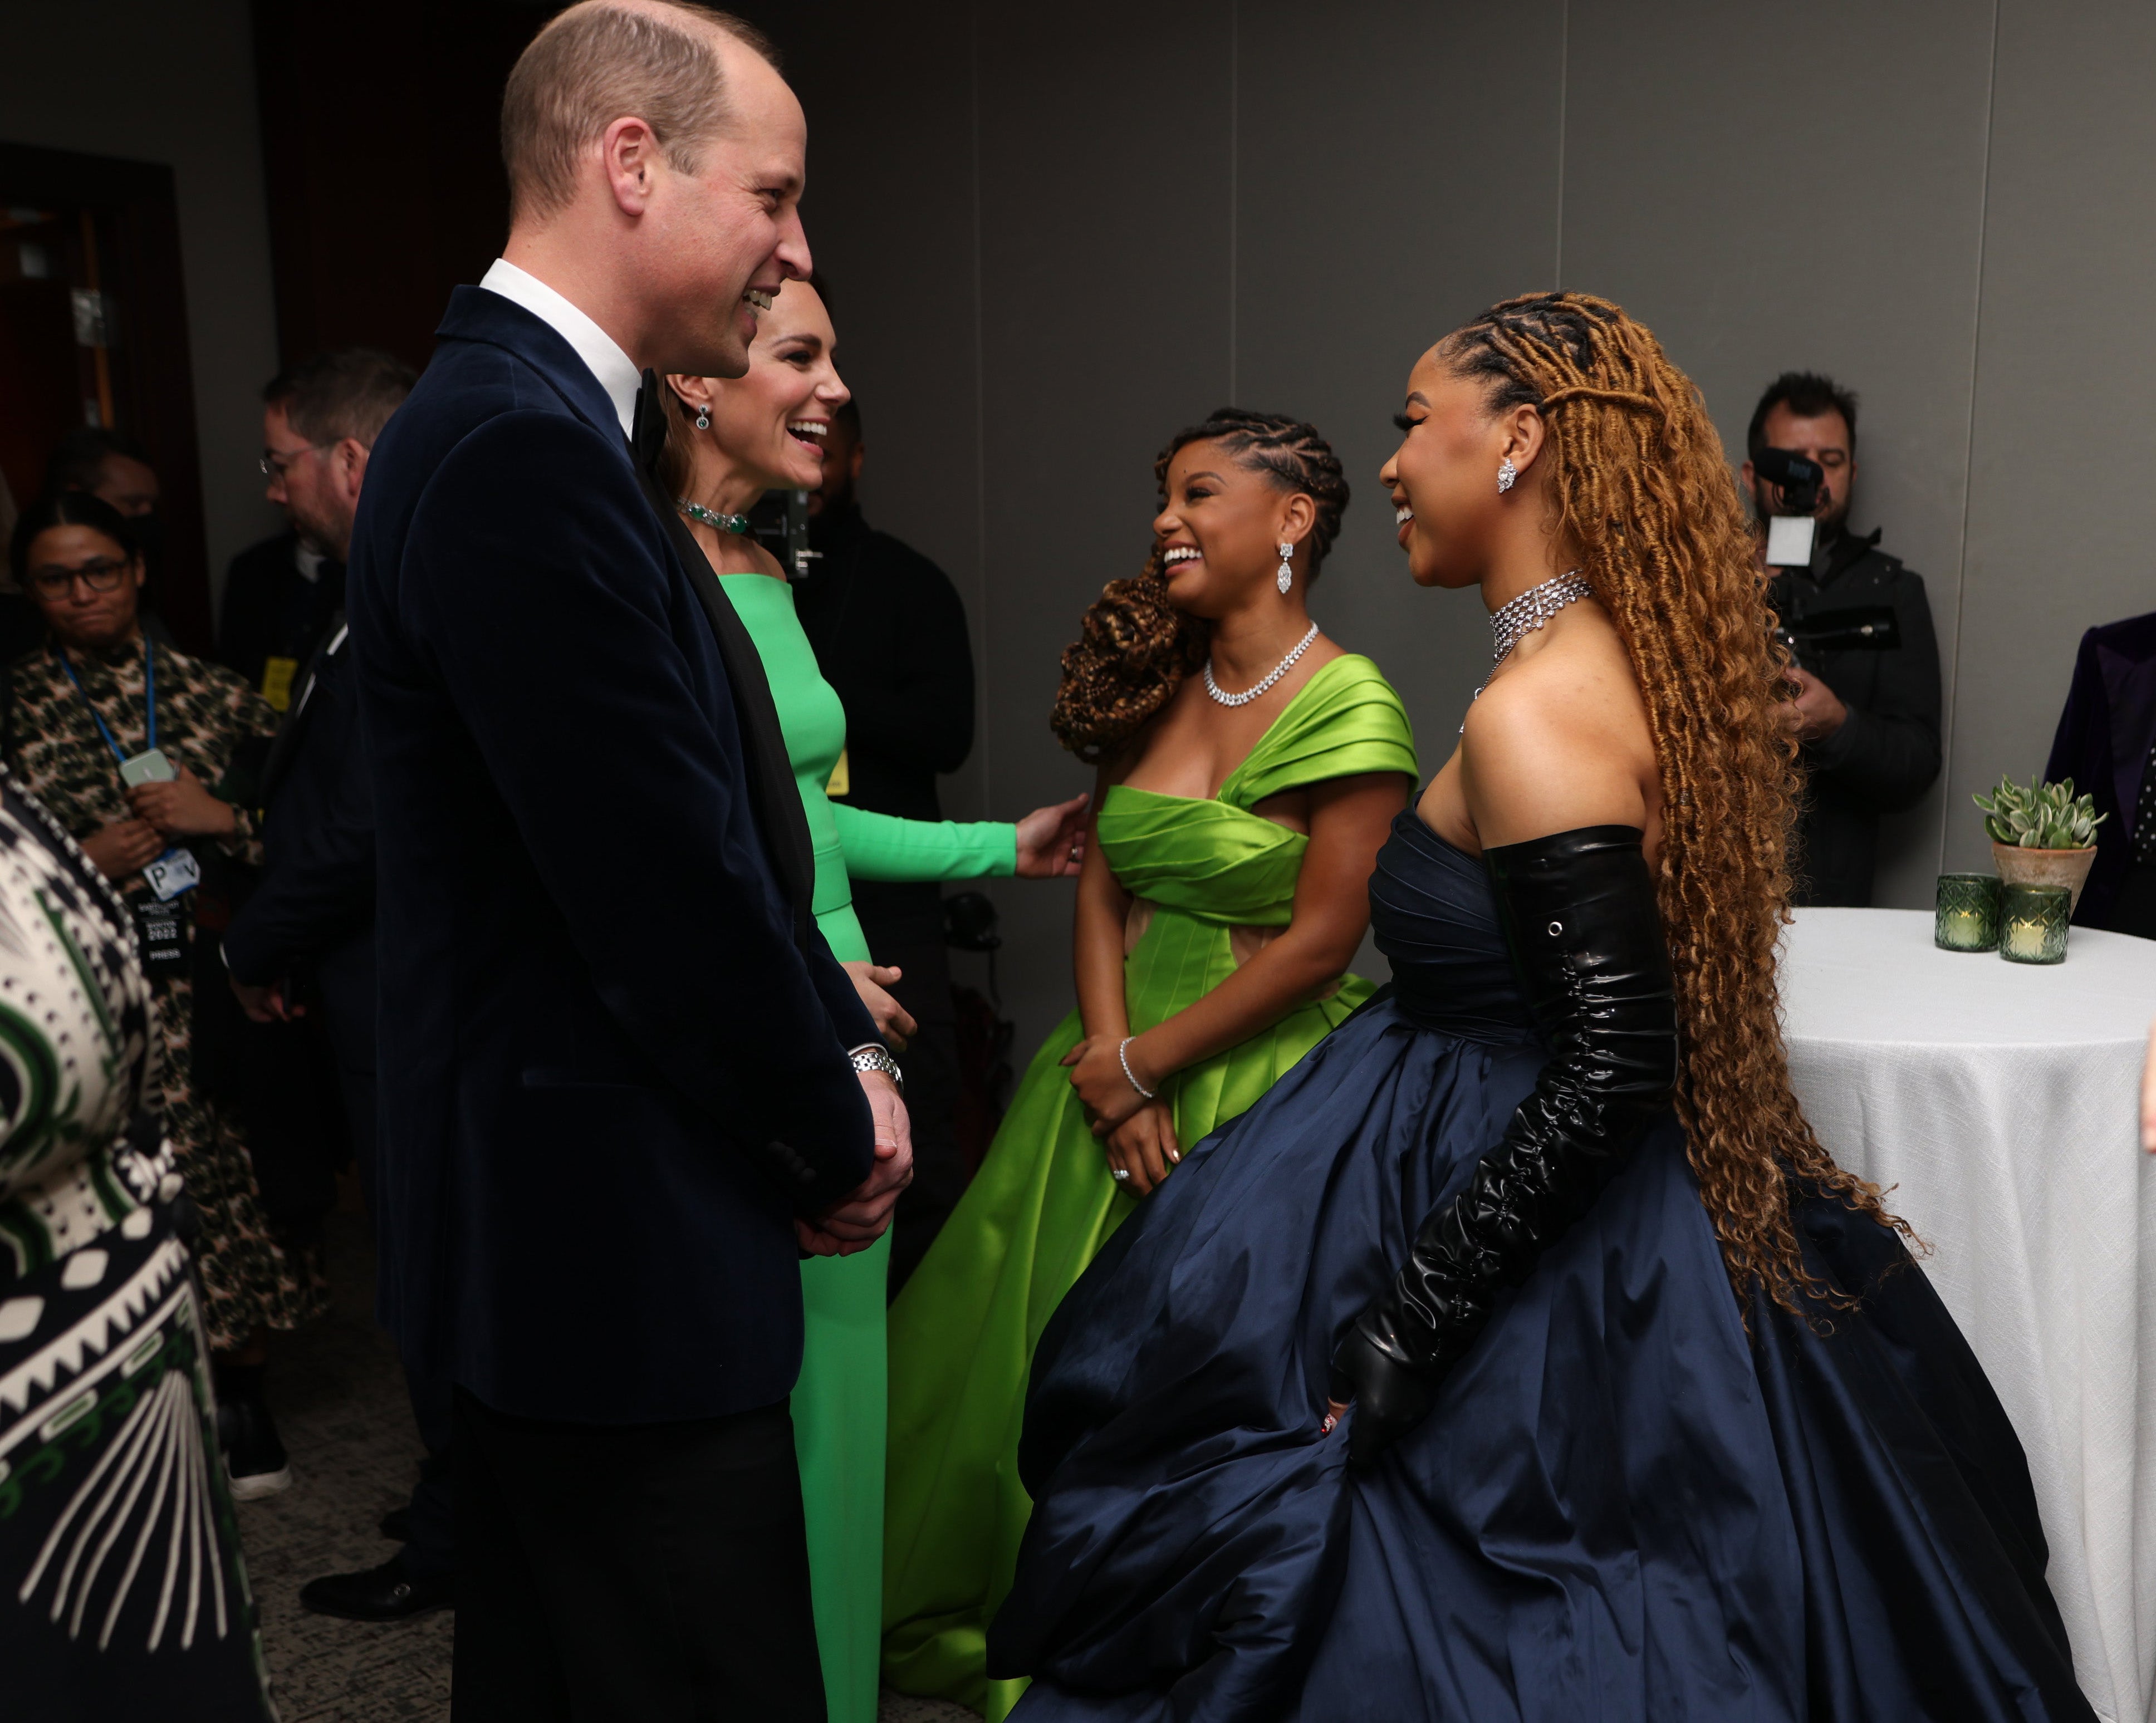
[720,571,1019,1723]
[881,653,1417,1719]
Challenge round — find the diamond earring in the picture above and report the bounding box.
[695,406,712,431]
[1497,456,1517,494]
[1276,542,1295,595]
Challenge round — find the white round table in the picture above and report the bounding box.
[1780,907,2156,1723]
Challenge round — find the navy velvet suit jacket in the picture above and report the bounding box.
[347,287,877,1423]
[2045,608,2156,929]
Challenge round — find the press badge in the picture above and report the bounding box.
[133,895,188,983]
[119,748,177,788]
[143,847,200,901]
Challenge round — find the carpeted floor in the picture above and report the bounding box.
[239,1206,971,1722]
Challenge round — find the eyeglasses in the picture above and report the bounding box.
[259,443,331,479]
[27,558,131,601]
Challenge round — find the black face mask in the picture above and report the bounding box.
[128,513,163,558]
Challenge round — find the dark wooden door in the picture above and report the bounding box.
[0,144,214,651]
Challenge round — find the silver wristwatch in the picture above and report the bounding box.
[849,1043,904,1092]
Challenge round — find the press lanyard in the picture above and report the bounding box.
[55,639,154,769]
[54,639,197,904]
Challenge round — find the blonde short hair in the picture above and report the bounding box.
[501,2,779,224]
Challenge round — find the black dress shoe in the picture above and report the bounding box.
[300,1554,454,1622]
[378,1506,413,1543]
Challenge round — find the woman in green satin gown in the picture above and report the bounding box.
[884,410,1417,1718]
[658,281,1090,1723]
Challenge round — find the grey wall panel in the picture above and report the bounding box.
[1949,0,2156,876]
[758,0,2142,1059]
[0,0,283,599]
[972,4,1238,1052]
[741,0,992,822]
[1234,0,1566,807]
[1560,0,1997,907]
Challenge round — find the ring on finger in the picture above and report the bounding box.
[1111,1167,1131,1182]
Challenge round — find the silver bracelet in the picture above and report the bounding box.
[1118,1036,1155,1100]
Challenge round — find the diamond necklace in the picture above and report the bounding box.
[1203,621,1320,708]
[678,498,752,534]
[1461,569,1592,732]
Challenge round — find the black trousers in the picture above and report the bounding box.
[322,943,457,1577]
[452,1388,824,1722]
[856,904,966,1294]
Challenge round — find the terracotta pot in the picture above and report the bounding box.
[1991,841,2099,913]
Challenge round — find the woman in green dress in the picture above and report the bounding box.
[883,409,1418,1717]
[656,277,1091,1723]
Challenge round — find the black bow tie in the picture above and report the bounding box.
[631,369,668,473]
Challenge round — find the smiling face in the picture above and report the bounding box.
[640,32,814,378]
[682,278,847,492]
[1152,440,1315,620]
[1380,345,1526,590]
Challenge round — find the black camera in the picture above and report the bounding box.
[1755,447,1826,567]
[1753,446,1824,516]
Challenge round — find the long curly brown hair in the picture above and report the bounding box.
[1050,409,1349,764]
[1448,292,1908,1313]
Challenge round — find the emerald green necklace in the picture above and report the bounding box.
[677,498,751,534]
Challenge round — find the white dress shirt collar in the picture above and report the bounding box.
[479,258,641,439]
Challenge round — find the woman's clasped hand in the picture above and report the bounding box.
[840,961,916,1051]
[1060,1032,1181,1194]
[127,763,241,839]
[79,817,165,880]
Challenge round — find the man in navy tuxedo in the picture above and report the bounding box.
[346,4,910,1714]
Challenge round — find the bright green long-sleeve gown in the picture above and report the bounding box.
[881,653,1417,1718]
[720,571,1017,1723]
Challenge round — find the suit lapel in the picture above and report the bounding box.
[262,620,346,798]
[442,304,820,954]
[631,460,816,956]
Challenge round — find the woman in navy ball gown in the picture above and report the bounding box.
[987,293,2094,1722]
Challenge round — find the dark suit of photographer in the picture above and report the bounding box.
[219,350,456,1621]
[1745,375,1941,907]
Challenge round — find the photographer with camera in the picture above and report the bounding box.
[1744,371,1941,906]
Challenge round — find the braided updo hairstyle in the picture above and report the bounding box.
[1050,409,1350,763]
[1443,292,1908,1316]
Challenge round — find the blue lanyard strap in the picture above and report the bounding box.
[55,639,155,769]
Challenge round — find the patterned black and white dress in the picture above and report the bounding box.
[6,637,325,1351]
[0,769,273,1719]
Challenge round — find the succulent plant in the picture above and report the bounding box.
[1973,773,2106,850]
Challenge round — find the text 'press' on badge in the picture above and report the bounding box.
[133,896,188,981]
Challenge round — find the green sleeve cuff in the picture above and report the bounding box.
[830,801,1018,882]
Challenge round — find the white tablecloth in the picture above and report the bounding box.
[1780,908,2156,1722]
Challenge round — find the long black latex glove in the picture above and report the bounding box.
[1330,824,1679,1467]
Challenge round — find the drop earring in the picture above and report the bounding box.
[1497,455,1517,494]
[695,406,712,431]
[1276,542,1295,595]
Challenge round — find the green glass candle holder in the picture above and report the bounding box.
[1999,884,2071,965]
[1935,873,2002,952]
